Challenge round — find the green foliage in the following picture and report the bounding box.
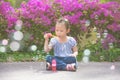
[4,0,28,8]
[85,41,120,62]
[100,0,109,3]
[0,50,46,62]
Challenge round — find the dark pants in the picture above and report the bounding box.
[46,55,77,70]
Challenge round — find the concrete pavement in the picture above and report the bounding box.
[0,62,120,80]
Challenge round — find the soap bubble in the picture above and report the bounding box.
[85,20,90,27]
[10,41,20,51]
[108,43,113,48]
[30,45,37,51]
[95,15,98,19]
[96,33,101,38]
[110,64,115,70]
[0,46,6,52]
[84,49,91,56]
[13,31,24,41]
[16,20,23,26]
[103,30,108,38]
[2,39,8,46]
[82,56,89,63]
[15,25,22,31]
[103,33,108,38]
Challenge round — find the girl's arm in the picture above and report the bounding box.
[44,34,52,53]
[70,46,78,57]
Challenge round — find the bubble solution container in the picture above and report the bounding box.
[52,59,56,72]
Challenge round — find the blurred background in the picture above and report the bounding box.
[0,0,120,62]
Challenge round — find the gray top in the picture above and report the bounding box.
[49,36,77,57]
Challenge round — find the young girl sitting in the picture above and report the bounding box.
[44,18,78,71]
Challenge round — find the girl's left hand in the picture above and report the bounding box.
[69,54,77,57]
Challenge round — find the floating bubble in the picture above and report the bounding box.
[84,49,91,56]
[95,15,98,19]
[96,33,101,38]
[110,64,115,70]
[108,43,113,48]
[15,25,22,31]
[83,49,91,63]
[85,20,90,27]
[82,56,89,63]
[30,45,37,51]
[103,32,108,38]
[103,30,108,38]
[13,31,24,41]
[16,20,23,26]
[2,39,8,46]
[0,46,6,52]
[10,41,20,51]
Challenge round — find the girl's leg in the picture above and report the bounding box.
[63,56,77,71]
[45,55,53,64]
[46,55,67,70]
[45,55,53,70]
[55,56,77,71]
[63,56,77,64]
[54,57,66,70]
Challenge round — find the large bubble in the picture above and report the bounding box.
[84,49,91,56]
[13,31,24,41]
[10,41,20,51]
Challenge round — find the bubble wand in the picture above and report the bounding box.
[47,33,56,38]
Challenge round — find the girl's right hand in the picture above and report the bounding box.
[44,33,52,40]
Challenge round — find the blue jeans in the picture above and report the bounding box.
[45,55,77,70]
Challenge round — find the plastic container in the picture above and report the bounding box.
[52,59,56,72]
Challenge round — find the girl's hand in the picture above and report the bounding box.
[44,33,52,40]
[69,54,77,57]
[69,52,78,57]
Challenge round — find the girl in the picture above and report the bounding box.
[44,18,78,71]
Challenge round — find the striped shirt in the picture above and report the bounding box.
[49,36,77,57]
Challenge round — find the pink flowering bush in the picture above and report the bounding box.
[0,0,120,57]
[0,1,17,29]
[16,0,56,48]
[0,0,17,39]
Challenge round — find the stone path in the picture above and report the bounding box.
[0,62,120,80]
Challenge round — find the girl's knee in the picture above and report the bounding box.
[46,55,53,62]
[69,57,76,62]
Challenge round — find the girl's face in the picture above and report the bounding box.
[55,23,70,37]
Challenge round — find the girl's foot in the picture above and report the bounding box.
[46,62,51,70]
[66,63,76,71]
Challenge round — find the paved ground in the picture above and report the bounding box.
[0,62,120,80]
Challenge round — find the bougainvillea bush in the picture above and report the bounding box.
[0,0,120,61]
[0,0,17,39]
[18,0,120,49]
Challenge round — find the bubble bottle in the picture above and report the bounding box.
[52,58,56,72]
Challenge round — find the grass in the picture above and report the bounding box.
[0,51,46,62]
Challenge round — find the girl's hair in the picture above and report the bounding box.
[56,17,70,29]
